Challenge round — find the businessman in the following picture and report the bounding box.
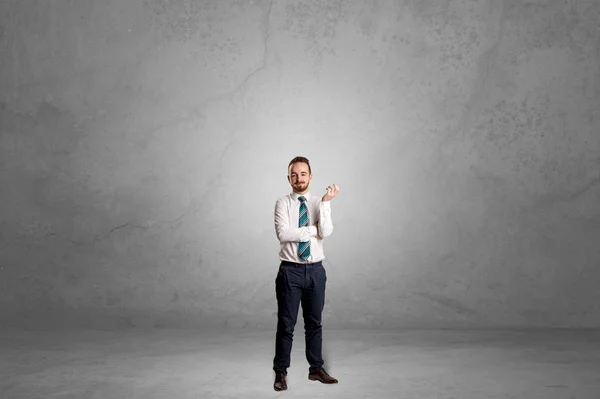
[272,156,340,391]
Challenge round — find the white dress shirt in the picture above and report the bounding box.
[274,191,334,263]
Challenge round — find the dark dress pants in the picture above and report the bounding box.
[273,260,327,374]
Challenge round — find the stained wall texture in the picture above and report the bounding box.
[1,0,599,330]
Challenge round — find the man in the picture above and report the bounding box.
[272,156,340,391]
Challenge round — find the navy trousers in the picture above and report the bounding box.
[273,260,327,374]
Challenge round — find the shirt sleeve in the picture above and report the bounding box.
[317,200,334,238]
[274,199,317,243]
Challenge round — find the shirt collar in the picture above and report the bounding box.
[291,191,311,201]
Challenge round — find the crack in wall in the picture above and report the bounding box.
[176,0,275,122]
[235,0,273,101]
[434,0,508,169]
[535,173,600,207]
[411,291,478,317]
[104,0,275,157]
[195,0,273,109]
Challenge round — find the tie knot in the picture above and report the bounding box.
[298,196,306,203]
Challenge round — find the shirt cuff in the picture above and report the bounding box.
[320,201,331,209]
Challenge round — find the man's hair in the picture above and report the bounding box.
[288,156,311,175]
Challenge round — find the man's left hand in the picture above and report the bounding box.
[322,183,339,202]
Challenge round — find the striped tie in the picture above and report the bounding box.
[298,196,310,260]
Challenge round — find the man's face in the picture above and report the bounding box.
[288,162,312,194]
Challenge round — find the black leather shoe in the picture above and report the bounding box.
[274,372,287,391]
[308,368,338,384]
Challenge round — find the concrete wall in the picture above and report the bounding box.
[1,0,599,330]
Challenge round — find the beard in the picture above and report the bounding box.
[294,182,308,191]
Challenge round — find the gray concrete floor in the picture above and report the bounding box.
[1,328,599,398]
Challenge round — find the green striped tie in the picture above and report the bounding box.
[298,196,310,260]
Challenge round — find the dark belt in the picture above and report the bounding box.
[281,260,322,266]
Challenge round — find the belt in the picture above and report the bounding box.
[280,260,323,266]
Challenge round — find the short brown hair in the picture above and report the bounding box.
[288,156,311,175]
